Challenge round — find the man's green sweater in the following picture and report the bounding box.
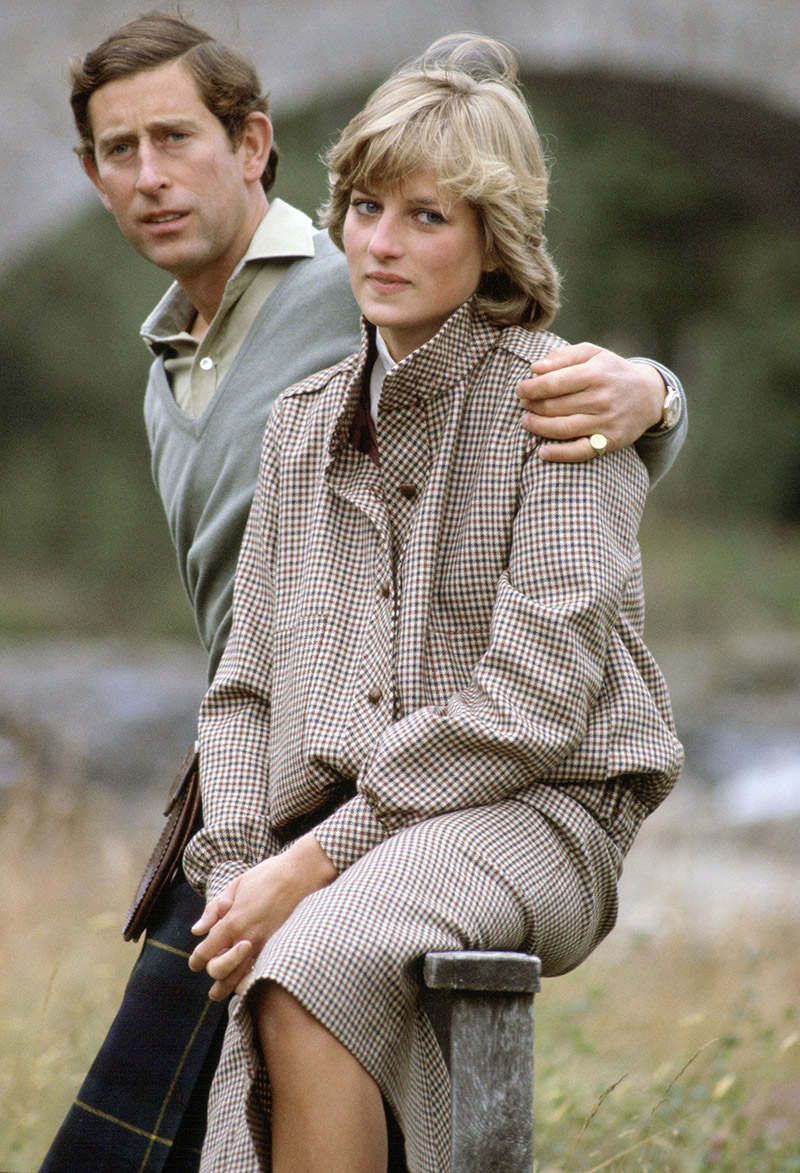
[144,229,361,679]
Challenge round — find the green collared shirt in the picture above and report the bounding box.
[140,199,316,419]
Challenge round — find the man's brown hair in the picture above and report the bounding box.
[70,10,279,191]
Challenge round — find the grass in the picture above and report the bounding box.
[0,765,157,1173]
[533,921,800,1170]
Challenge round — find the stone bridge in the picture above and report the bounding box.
[3,0,799,261]
[259,0,800,227]
[264,0,799,120]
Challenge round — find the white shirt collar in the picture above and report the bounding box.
[369,330,397,422]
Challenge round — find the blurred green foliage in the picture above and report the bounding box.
[2,82,799,638]
[543,107,800,522]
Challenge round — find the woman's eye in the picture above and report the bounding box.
[352,198,380,215]
[417,209,445,226]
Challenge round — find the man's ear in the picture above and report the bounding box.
[240,113,273,185]
[81,154,113,212]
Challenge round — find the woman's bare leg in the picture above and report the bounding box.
[256,981,389,1173]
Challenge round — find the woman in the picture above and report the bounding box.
[185,35,682,1172]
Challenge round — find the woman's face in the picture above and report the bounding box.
[342,168,487,362]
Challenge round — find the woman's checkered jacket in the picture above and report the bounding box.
[185,298,682,899]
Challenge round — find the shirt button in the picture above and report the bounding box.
[199,356,214,371]
[398,482,417,499]
[367,686,382,705]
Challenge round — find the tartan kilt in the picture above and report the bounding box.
[39,869,228,1173]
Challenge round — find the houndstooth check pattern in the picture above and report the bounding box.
[184,299,682,1170]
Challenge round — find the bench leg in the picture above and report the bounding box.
[423,951,541,1173]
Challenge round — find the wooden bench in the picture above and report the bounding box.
[422,950,542,1172]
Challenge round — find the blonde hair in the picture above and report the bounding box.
[323,34,560,329]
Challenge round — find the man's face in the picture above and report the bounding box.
[84,60,267,296]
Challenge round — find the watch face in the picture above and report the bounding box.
[664,389,681,428]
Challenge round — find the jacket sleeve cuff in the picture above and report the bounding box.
[313,794,388,872]
[201,860,250,903]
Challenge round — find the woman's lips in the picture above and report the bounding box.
[366,270,410,293]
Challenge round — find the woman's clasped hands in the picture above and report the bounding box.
[188,832,338,1001]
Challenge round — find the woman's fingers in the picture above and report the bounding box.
[191,892,234,936]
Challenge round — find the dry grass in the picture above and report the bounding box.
[0,760,154,1173]
[534,917,800,1170]
[531,787,800,1172]
[1,765,798,1172]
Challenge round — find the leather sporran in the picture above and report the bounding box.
[122,742,201,942]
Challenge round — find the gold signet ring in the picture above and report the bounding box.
[589,433,608,457]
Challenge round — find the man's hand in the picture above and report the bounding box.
[188,832,337,1001]
[517,343,667,463]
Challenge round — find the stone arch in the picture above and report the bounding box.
[523,69,800,230]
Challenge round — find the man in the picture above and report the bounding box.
[41,12,686,1171]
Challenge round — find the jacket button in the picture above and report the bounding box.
[379,581,390,598]
[367,686,382,704]
[398,482,417,499]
